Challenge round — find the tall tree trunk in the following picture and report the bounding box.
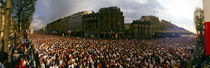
[0,4,3,51]
[3,0,12,53]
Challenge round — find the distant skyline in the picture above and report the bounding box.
[31,0,203,33]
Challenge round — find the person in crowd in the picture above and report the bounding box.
[27,34,195,68]
[0,52,8,68]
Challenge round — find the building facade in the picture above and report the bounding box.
[45,7,154,39]
[82,7,125,38]
[130,20,152,38]
[82,12,99,37]
[46,11,88,36]
[63,11,89,32]
[140,16,160,32]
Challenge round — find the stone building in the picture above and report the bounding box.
[82,7,125,38]
[46,11,89,36]
[140,16,160,32]
[46,18,62,34]
[63,11,89,32]
[82,12,99,37]
[131,20,152,38]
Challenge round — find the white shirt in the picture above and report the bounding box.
[0,63,5,68]
[41,63,45,68]
[68,64,74,68]
[54,65,59,68]
[59,60,63,65]
[171,60,175,67]
[50,66,55,68]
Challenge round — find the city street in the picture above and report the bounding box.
[1,0,208,67]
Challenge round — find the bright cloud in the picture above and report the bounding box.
[31,0,203,33]
[157,0,203,33]
[31,15,44,30]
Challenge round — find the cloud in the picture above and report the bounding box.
[32,0,164,30]
[31,0,203,33]
[31,15,44,30]
[156,0,202,33]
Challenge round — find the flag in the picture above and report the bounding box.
[197,34,201,37]
[205,22,210,56]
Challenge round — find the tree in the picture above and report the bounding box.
[0,1,4,51]
[3,0,11,53]
[0,0,6,7]
[12,0,37,31]
[194,8,204,36]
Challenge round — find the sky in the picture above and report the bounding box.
[31,0,203,33]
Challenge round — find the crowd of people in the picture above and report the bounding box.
[0,36,38,68]
[29,34,196,68]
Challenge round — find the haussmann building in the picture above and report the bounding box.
[82,7,125,38]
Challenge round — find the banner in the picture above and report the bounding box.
[204,0,210,56]
[205,22,210,56]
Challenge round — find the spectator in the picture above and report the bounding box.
[29,34,196,68]
[0,52,8,68]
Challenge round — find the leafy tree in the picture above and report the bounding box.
[194,8,204,36]
[0,0,6,7]
[11,0,37,31]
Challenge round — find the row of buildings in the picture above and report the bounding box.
[45,7,152,38]
[82,7,125,38]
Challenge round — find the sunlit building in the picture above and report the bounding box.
[63,11,89,32]
[82,7,125,38]
[131,20,152,38]
[46,11,89,36]
[29,26,34,34]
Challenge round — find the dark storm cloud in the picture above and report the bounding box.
[117,0,164,22]
[32,0,164,30]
